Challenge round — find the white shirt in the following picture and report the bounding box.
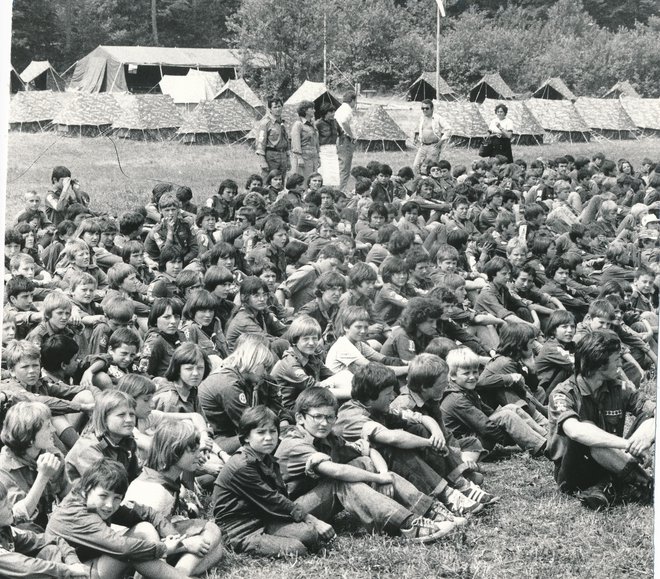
[335,103,356,139]
[488,117,513,137]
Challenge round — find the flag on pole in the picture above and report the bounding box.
[435,0,446,17]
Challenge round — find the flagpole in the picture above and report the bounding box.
[435,6,440,102]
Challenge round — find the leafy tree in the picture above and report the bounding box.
[11,0,63,71]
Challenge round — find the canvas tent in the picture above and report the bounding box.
[433,101,489,147]
[10,67,25,93]
[618,98,660,136]
[603,80,640,99]
[532,78,576,101]
[479,99,544,145]
[214,78,264,114]
[111,94,183,140]
[20,61,65,91]
[574,97,636,139]
[52,93,121,136]
[282,81,341,127]
[9,91,73,132]
[354,105,407,152]
[469,73,515,103]
[67,45,271,94]
[524,99,591,143]
[408,72,457,102]
[177,91,260,144]
[159,69,224,111]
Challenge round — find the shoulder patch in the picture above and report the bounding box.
[552,392,570,412]
[239,393,247,405]
[409,340,416,352]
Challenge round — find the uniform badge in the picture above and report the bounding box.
[239,393,247,404]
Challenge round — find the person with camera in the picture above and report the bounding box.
[45,166,90,226]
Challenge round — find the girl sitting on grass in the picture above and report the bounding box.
[124,419,224,576]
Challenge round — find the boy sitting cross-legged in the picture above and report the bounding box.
[392,354,499,505]
[46,458,193,579]
[275,387,459,544]
[0,480,89,578]
[334,363,488,518]
[441,348,548,457]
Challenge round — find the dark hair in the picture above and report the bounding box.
[40,335,79,372]
[238,405,279,444]
[118,211,145,236]
[218,179,238,196]
[182,289,218,320]
[545,257,571,280]
[109,327,141,351]
[482,256,511,281]
[401,200,420,216]
[388,230,414,256]
[546,310,576,338]
[404,247,431,271]
[204,265,234,292]
[148,297,183,328]
[351,363,398,403]
[399,297,442,336]
[497,323,536,359]
[297,100,315,118]
[164,343,211,383]
[380,256,408,283]
[267,95,283,109]
[158,245,185,272]
[78,458,128,497]
[175,185,193,203]
[6,276,35,300]
[495,103,508,115]
[348,262,377,288]
[263,217,288,242]
[51,166,71,182]
[575,330,621,378]
[195,206,218,227]
[315,271,347,297]
[240,276,269,300]
[246,174,263,189]
[524,203,545,223]
[294,386,338,415]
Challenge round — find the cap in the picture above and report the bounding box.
[641,214,659,227]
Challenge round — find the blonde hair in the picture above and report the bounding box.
[92,390,135,438]
[3,340,40,369]
[446,347,480,374]
[223,333,277,374]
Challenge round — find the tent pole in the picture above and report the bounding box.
[435,7,440,101]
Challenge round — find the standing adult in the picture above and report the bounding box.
[315,103,340,187]
[547,331,655,510]
[487,103,514,163]
[413,99,449,176]
[335,91,358,193]
[256,96,290,180]
[290,101,320,182]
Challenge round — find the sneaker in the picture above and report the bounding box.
[462,482,500,506]
[428,501,467,528]
[400,516,455,543]
[444,488,484,517]
[576,485,612,511]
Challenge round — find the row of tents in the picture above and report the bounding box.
[408,71,643,103]
[8,79,660,147]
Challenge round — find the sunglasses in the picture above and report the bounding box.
[421,107,431,110]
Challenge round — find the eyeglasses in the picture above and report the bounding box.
[305,413,337,424]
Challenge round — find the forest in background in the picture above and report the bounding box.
[10,0,660,97]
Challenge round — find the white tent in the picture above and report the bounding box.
[159,69,224,111]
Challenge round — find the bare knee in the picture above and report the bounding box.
[129,522,160,541]
[204,521,223,545]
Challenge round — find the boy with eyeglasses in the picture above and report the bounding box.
[413,100,449,176]
[276,387,459,544]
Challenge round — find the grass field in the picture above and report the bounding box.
[4,132,660,223]
[2,132,657,578]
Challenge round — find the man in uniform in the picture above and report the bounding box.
[256,96,290,180]
[413,99,449,176]
[548,330,655,510]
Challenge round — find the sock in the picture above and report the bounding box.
[58,427,79,450]
[401,514,415,530]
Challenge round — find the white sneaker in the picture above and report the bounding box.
[444,488,484,517]
[429,501,468,528]
[400,516,456,543]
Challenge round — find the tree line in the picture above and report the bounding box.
[10,0,660,98]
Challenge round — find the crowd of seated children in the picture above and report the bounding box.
[1,150,658,572]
